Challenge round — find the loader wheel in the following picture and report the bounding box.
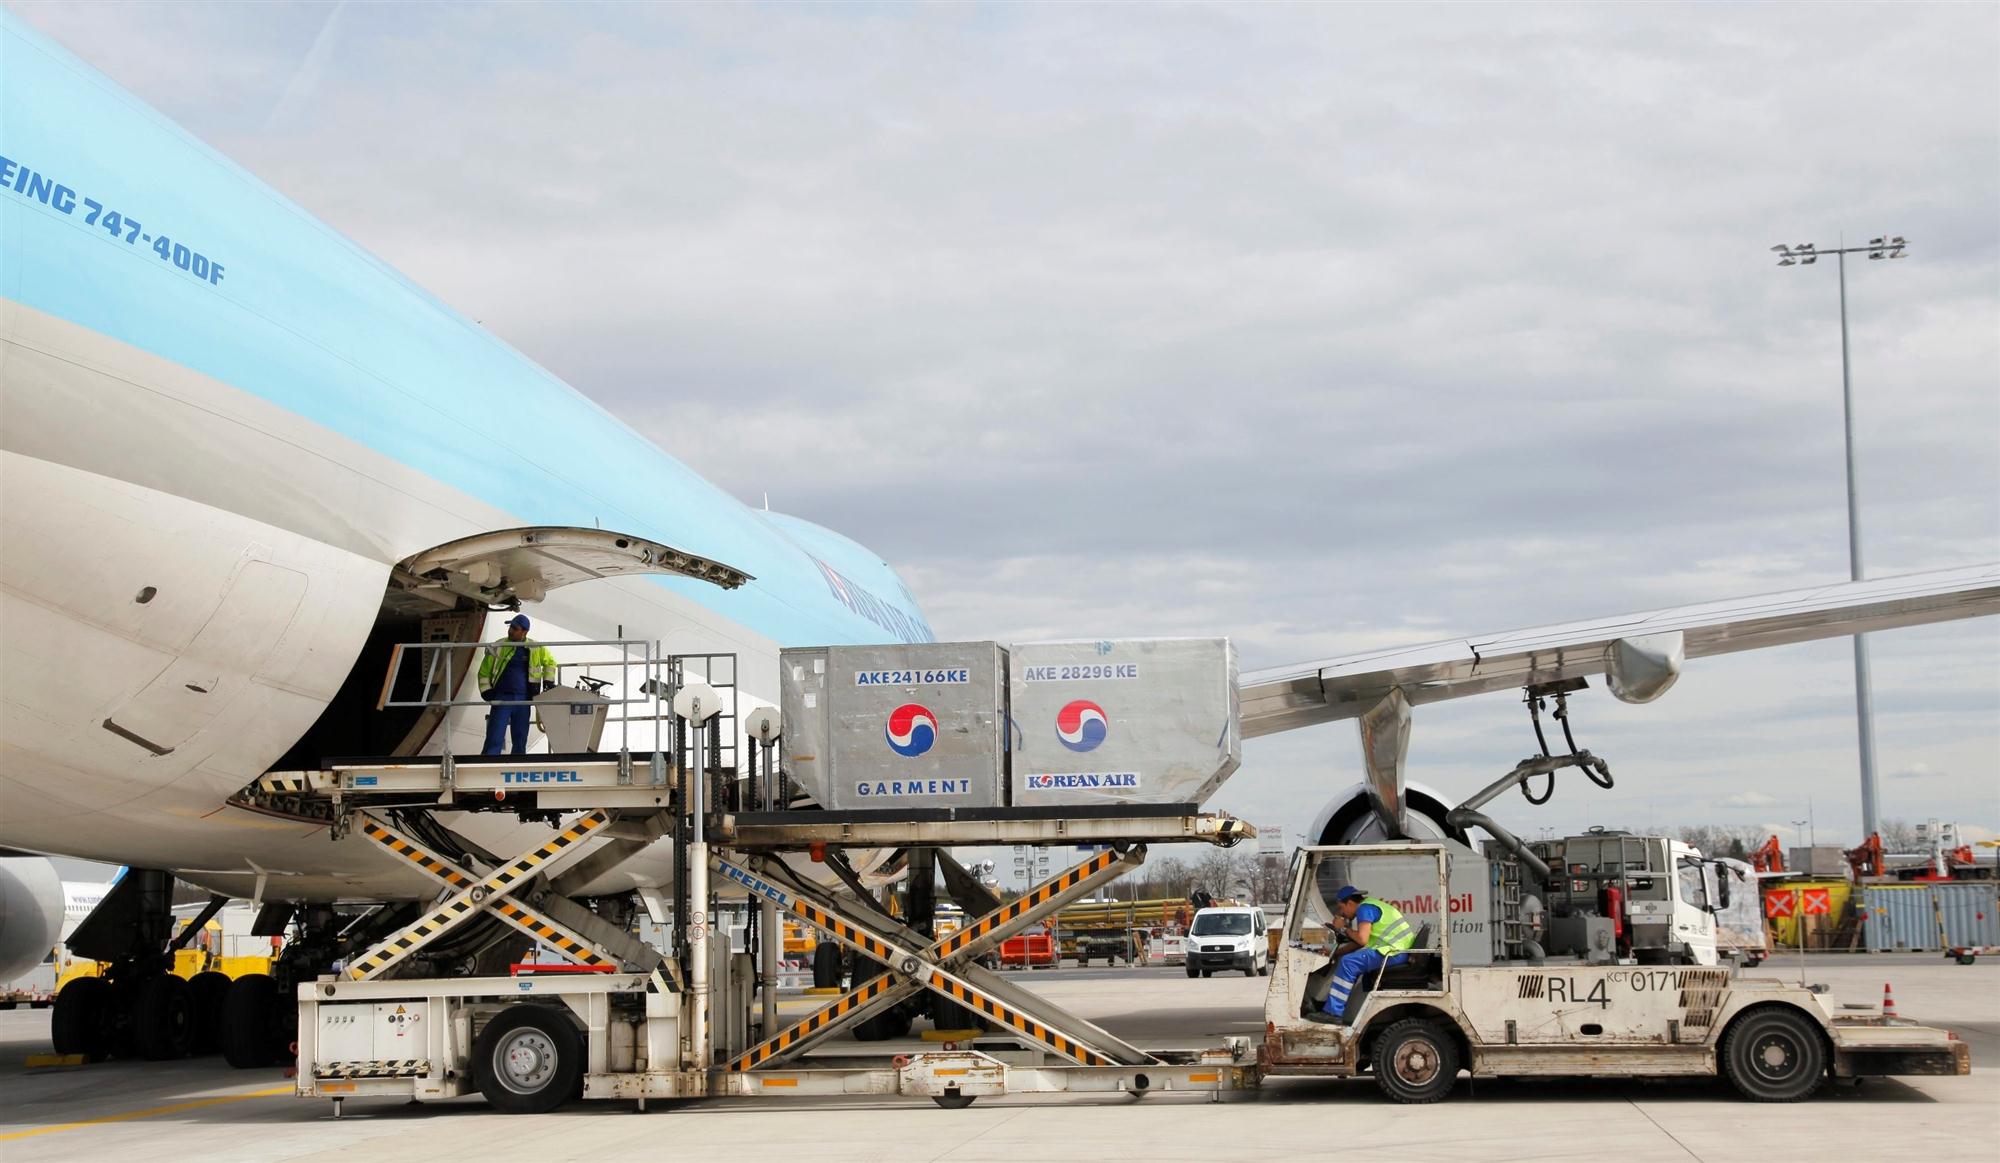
[1721,1007,1826,1102]
[1370,1019,1460,1104]
[474,1005,583,1114]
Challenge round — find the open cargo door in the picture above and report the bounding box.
[267,527,750,770]
[393,526,751,608]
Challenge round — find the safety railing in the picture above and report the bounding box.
[378,637,665,757]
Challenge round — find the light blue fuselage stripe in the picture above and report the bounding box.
[0,14,927,648]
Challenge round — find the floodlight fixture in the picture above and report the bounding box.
[1767,231,1911,842]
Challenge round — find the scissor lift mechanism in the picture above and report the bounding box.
[263,763,1260,1111]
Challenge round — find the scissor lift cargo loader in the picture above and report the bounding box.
[272,756,1262,1115]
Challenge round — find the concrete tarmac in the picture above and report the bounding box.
[1,954,1992,1162]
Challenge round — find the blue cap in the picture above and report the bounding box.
[1333,886,1364,903]
[507,614,531,630]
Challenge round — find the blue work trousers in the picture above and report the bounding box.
[1323,947,1408,1019]
[482,701,531,755]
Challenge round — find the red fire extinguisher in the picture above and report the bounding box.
[1602,885,1628,956]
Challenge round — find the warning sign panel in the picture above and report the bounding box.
[1801,888,1832,916]
[1765,890,1796,919]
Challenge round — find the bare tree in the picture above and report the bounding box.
[1115,854,1198,901]
[1190,848,1237,898]
[1878,819,1923,851]
[1675,824,1767,860]
[1250,854,1288,905]
[1188,849,1262,900]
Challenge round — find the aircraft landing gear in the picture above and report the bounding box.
[212,894,527,1070]
[220,972,288,1068]
[220,903,358,1069]
[50,869,222,1061]
[50,976,118,1059]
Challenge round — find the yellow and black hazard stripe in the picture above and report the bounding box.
[793,900,897,963]
[356,816,617,970]
[255,773,316,795]
[491,900,613,966]
[346,810,612,980]
[315,1059,430,1079]
[933,847,1120,960]
[359,817,466,884]
[729,974,899,1072]
[927,971,1112,1066]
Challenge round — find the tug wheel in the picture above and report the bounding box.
[1370,1018,1460,1104]
[1720,1006,1826,1102]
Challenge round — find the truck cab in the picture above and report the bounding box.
[1530,830,1722,966]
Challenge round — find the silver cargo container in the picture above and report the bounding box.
[779,643,1008,811]
[1008,638,1240,807]
[1862,883,2000,952]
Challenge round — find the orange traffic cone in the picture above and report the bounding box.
[1882,982,1897,1019]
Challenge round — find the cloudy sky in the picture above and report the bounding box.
[15,2,1997,859]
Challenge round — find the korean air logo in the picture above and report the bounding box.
[1055,700,1109,752]
[885,703,938,757]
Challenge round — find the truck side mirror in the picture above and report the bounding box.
[1714,867,1731,910]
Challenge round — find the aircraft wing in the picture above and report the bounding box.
[1239,563,2000,739]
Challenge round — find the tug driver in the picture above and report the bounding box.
[478,613,558,755]
[1307,885,1416,1025]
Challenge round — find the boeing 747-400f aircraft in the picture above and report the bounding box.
[1,15,1995,1066]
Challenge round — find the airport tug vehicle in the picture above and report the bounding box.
[275,641,1968,1114]
[1264,843,1966,1102]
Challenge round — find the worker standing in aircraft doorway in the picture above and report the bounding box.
[479,613,558,755]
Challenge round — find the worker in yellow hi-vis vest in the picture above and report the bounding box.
[478,613,557,755]
[1306,885,1416,1026]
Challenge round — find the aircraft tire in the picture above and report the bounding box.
[221,973,279,1068]
[133,973,193,1060]
[187,971,231,1056]
[812,942,843,989]
[51,976,113,1058]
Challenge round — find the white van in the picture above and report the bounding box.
[1185,906,1269,977]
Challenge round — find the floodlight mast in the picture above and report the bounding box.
[1771,236,1909,841]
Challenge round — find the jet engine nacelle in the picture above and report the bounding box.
[1605,631,1684,704]
[1309,779,1471,848]
[0,856,64,982]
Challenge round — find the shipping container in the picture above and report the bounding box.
[1008,638,1239,807]
[1861,883,2000,951]
[780,643,1008,811]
